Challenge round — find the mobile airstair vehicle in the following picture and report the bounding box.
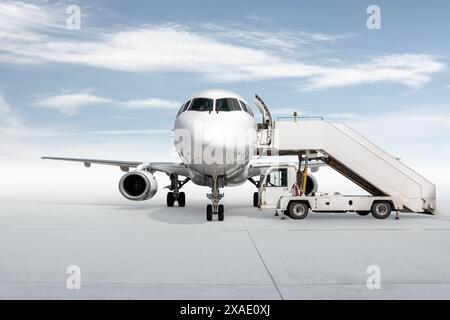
[252,95,436,219]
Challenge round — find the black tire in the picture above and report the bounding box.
[288,201,309,219]
[253,192,259,207]
[371,201,392,219]
[206,204,213,221]
[218,204,224,221]
[167,192,175,207]
[356,211,371,216]
[178,192,186,207]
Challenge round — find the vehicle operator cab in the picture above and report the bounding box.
[259,166,295,210]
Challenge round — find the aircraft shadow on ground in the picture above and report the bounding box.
[39,200,438,225]
[138,203,433,225]
[141,202,279,225]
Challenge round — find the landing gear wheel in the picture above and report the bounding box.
[288,201,309,219]
[253,192,259,207]
[371,201,392,219]
[178,192,186,207]
[206,204,213,221]
[167,192,175,207]
[356,211,370,216]
[218,204,224,221]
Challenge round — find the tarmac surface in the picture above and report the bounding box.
[1,197,450,299]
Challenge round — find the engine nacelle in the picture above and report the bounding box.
[119,171,158,201]
[305,174,318,196]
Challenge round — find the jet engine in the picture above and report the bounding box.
[119,171,158,201]
[304,174,318,196]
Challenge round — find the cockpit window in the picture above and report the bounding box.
[216,98,242,112]
[239,100,254,117]
[177,100,191,115]
[182,100,191,112]
[188,98,213,112]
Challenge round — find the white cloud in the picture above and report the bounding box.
[0,2,445,90]
[32,93,182,115]
[0,1,59,37]
[32,93,113,116]
[123,98,180,109]
[201,23,351,52]
[0,95,11,113]
[304,54,445,90]
[0,95,20,126]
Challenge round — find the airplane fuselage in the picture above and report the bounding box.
[173,89,257,187]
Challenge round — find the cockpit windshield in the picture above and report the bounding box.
[177,100,191,115]
[188,98,213,112]
[216,98,242,112]
[239,100,254,117]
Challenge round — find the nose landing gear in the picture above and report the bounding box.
[206,203,225,221]
[206,178,225,221]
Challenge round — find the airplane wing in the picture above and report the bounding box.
[41,156,191,176]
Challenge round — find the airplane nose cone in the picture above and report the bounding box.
[174,112,256,165]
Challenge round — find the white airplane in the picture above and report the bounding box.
[42,89,319,221]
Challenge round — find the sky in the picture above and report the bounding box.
[0,0,450,207]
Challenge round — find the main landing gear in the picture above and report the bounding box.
[206,178,225,221]
[166,174,190,207]
[247,177,261,208]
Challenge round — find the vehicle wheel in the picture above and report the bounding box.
[167,192,175,207]
[356,211,370,216]
[218,204,224,221]
[288,201,309,219]
[178,192,186,207]
[371,201,392,219]
[253,192,259,207]
[206,204,213,221]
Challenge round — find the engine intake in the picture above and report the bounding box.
[305,174,318,196]
[119,171,158,201]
